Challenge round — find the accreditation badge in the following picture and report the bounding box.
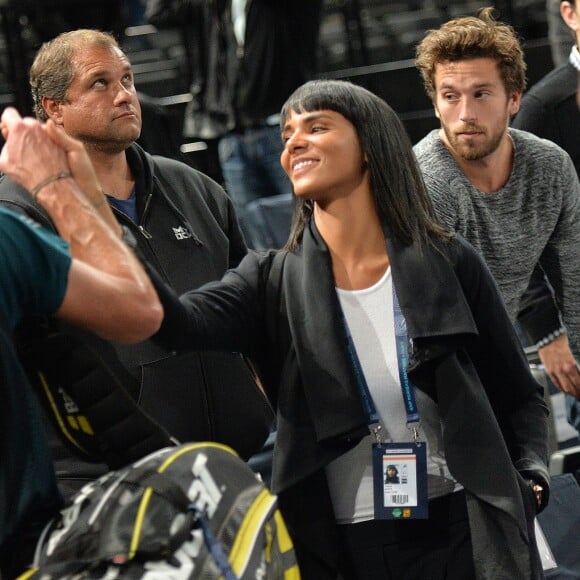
[372,442,428,519]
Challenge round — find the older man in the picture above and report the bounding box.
[0,30,273,501]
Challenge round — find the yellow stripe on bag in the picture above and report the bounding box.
[130,486,155,559]
[285,563,301,579]
[229,488,277,577]
[274,510,301,579]
[274,509,294,554]
[15,567,39,579]
[157,441,237,471]
[129,442,237,559]
[37,371,88,454]
[77,415,94,435]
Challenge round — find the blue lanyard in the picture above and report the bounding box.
[341,282,421,429]
[342,313,380,425]
[392,286,420,425]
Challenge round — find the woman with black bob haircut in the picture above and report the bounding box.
[282,79,448,251]
[153,79,550,579]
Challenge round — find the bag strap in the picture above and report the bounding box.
[193,512,238,580]
[126,469,191,511]
[124,466,239,579]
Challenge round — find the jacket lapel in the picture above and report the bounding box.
[282,222,369,444]
[387,234,478,340]
[283,223,479,445]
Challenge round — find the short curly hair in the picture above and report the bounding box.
[29,29,121,122]
[415,7,527,100]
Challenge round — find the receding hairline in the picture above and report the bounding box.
[38,29,120,61]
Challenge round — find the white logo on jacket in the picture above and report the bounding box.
[173,226,193,240]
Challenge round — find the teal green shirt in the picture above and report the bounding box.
[0,207,71,329]
[0,208,72,547]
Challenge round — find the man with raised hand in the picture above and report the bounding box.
[0,107,162,578]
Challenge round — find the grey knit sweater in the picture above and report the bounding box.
[414,128,580,358]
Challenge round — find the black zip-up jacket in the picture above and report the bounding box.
[0,143,273,493]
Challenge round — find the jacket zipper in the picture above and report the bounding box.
[138,225,152,239]
[138,192,154,238]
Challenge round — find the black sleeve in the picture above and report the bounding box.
[145,0,204,28]
[140,257,195,352]
[145,251,266,357]
[226,195,249,267]
[454,238,551,500]
[145,0,182,27]
[517,263,565,348]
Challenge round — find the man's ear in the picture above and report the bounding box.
[42,97,64,125]
[561,1,580,35]
[508,91,522,117]
[433,102,440,120]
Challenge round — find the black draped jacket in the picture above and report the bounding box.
[154,220,550,580]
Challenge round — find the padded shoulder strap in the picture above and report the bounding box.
[0,180,55,231]
[15,318,175,469]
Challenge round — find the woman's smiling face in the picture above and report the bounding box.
[280,109,367,204]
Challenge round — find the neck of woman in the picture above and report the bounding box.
[313,199,389,291]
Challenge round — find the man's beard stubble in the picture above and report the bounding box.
[442,123,504,162]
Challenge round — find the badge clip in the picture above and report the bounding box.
[408,421,421,445]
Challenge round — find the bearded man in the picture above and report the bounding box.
[413,8,580,433]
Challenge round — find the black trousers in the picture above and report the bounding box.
[337,491,476,580]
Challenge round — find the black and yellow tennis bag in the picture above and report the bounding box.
[18,443,299,579]
[14,317,175,469]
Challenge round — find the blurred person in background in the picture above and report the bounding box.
[146,0,323,243]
